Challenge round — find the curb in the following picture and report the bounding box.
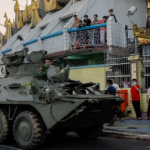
[102,129,150,140]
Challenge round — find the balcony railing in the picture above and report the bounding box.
[67,23,107,50]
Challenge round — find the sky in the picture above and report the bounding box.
[0,0,31,34]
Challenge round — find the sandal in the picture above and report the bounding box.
[133,117,138,120]
[146,117,149,120]
[138,118,142,120]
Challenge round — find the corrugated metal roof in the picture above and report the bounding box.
[60,0,88,20]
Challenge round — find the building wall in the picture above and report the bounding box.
[69,66,107,90]
[75,0,146,37]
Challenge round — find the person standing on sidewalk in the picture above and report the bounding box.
[146,87,150,120]
[107,80,116,96]
[130,79,142,120]
[110,77,124,122]
[107,79,116,126]
[110,78,120,94]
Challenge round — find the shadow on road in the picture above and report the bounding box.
[0,132,149,150]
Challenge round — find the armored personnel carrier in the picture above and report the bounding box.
[0,49,123,150]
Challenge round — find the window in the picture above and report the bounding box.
[143,45,150,89]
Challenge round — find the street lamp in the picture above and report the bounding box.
[127,6,137,23]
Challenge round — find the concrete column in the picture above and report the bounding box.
[63,28,71,51]
[128,55,142,85]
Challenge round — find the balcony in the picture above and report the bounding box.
[67,23,107,50]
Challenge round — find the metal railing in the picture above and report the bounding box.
[69,27,106,50]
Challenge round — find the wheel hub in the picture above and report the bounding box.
[18,121,31,142]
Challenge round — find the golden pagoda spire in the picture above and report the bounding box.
[30,0,41,28]
[14,0,24,29]
[4,13,9,28]
[43,0,62,12]
[14,0,20,13]
[8,19,12,39]
[0,33,4,48]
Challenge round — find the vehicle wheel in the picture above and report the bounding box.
[76,126,102,140]
[13,111,45,150]
[0,109,11,143]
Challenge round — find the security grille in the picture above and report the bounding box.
[142,45,150,89]
[106,48,131,88]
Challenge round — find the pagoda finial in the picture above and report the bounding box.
[30,0,41,28]
[14,0,20,13]
[4,13,9,27]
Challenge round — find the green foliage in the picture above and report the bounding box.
[23,81,31,88]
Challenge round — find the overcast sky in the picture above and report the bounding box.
[0,0,31,34]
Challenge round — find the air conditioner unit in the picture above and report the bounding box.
[0,65,6,78]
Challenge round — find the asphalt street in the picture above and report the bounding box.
[0,133,150,150]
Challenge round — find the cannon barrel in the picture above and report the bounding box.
[44,49,92,60]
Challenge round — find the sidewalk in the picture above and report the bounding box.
[103,119,150,140]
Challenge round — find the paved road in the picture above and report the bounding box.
[104,120,150,133]
[0,133,150,150]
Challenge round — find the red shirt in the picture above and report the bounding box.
[131,85,140,101]
[99,20,105,31]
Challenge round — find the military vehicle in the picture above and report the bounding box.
[0,48,124,150]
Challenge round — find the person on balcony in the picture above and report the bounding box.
[83,15,91,26]
[91,14,99,25]
[103,16,108,23]
[108,9,117,22]
[100,16,107,44]
[146,87,150,120]
[77,20,84,28]
[71,15,81,29]
[130,79,142,120]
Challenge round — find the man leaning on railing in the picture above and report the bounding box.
[71,15,81,29]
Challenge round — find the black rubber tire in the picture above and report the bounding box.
[0,109,11,143]
[13,111,45,150]
[76,126,102,140]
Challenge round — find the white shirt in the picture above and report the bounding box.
[112,83,120,92]
[147,88,150,99]
[106,83,120,96]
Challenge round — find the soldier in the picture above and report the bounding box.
[39,58,52,80]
